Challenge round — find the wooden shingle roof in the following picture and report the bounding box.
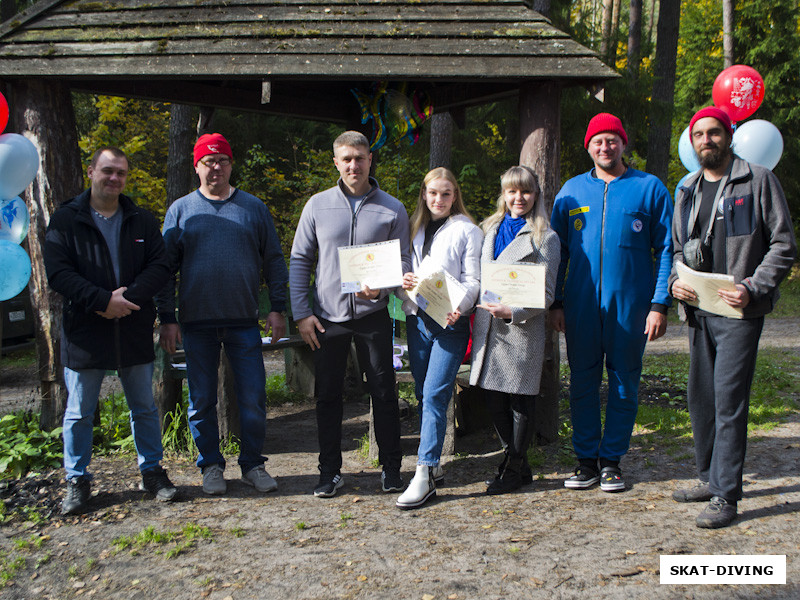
[0,0,616,121]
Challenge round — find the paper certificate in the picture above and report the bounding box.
[338,239,403,293]
[406,263,468,329]
[480,261,545,308]
[675,262,743,319]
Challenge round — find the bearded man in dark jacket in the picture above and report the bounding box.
[44,147,177,515]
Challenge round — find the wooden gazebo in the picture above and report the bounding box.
[0,0,616,439]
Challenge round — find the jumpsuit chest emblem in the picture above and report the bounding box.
[574,219,583,231]
[631,219,643,233]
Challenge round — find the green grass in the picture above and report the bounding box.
[0,347,36,368]
[112,523,212,558]
[769,267,800,318]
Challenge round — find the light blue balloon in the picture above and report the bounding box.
[732,119,783,170]
[0,196,30,244]
[678,126,701,172]
[0,133,40,199]
[0,239,31,301]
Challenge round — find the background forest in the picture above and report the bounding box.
[6,0,799,256]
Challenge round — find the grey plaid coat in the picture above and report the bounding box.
[469,222,559,395]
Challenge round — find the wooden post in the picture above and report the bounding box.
[216,348,241,442]
[9,79,83,431]
[519,81,561,444]
[429,111,453,170]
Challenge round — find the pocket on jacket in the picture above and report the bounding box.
[618,210,651,251]
[724,194,756,237]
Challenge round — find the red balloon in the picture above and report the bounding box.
[712,65,765,122]
[0,91,7,134]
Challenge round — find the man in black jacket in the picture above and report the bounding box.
[44,147,177,515]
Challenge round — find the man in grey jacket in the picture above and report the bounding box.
[670,107,796,528]
[290,131,411,498]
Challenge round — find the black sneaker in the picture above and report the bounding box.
[599,466,625,492]
[564,464,600,489]
[140,466,178,502]
[61,475,91,515]
[696,496,737,529]
[381,470,405,493]
[672,481,712,503]
[314,473,344,498]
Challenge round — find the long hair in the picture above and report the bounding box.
[409,167,475,242]
[480,166,549,247]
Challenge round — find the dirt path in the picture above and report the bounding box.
[1,319,799,599]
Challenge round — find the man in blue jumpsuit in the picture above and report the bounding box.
[550,113,673,492]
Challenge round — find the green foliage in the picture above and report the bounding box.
[93,392,135,455]
[265,374,305,407]
[0,551,25,585]
[161,398,197,459]
[0,413,62,479]
[112,523,212,558]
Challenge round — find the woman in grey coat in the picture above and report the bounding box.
[470,166,560,494]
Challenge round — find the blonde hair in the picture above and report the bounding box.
[409,167,475,241]
[480,166,550,247]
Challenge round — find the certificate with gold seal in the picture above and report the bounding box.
[406,259,468,329]
[480,261,545,308]
[338,239,403,293]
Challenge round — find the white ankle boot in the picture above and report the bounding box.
[396,465,436,509]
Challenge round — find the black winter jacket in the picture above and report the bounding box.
[44,190,170,370]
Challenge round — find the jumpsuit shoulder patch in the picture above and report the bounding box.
[631,218,643,233]
[568,206,590,217]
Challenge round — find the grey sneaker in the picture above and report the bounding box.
[202,464,226,495]
[241,465,278,493]
[61,476,91,515]
[672,481,712,503]
[696,496,737,529]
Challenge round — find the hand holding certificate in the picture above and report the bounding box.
[406,259,468,329]
[338,239,403,294]
[480,261,546,308]
[675,262,743,319]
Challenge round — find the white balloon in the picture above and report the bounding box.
[0,133,40,199]
[678,126,701,172]
[732,119,784,170]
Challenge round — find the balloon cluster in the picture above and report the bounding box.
[677,65,783,183]
[0,91,41,301]
[352,82,433,152]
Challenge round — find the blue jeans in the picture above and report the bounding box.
[407,312,470,466]
[182,325,267,474]
[63,363,163,480]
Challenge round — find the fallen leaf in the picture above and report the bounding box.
[422,595,435,600]
[625,550,637,555]
[352,497,362,503]
[357,575,367,582]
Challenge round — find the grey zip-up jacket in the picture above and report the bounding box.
[670,155,796,319]
[290,178,411,323]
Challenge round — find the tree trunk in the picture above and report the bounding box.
[518,81,561,444]
[599,0,614,63]
[627,0,643,81]
[609,0,622,65]
[197,106,215,137]
[531,0,551,16]
[646,0,681,185]
[722,0,735,68]
[428,112,453,170]
[646,0,657,45]
[153,103,195,427]
[8,79,83,430]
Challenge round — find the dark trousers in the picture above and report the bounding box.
[687,314,763,502]
[313,309,401,475]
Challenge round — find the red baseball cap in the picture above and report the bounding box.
[584,113,628,149]
[193,133,232,165]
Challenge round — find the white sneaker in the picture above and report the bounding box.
[202,464,226,495]
[396,465,436,510]
[242,465,278,493]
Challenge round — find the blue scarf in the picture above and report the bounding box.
[494,213,526,259]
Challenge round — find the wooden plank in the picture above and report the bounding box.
[65,0,536,8]
[0,54,617,79]
[0,0,66,39]
[11,20,563,42]
[40,6,550,28]
[1,37,592,58]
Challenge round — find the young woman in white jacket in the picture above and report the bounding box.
[395,167,483,509]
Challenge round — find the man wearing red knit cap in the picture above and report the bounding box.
[669,107,796,528]
[157,133,289,496]
[550,112,674,494]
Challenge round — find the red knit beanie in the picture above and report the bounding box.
[584,113,628,149]
[689,107,734,137]
[193,133,232,165]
